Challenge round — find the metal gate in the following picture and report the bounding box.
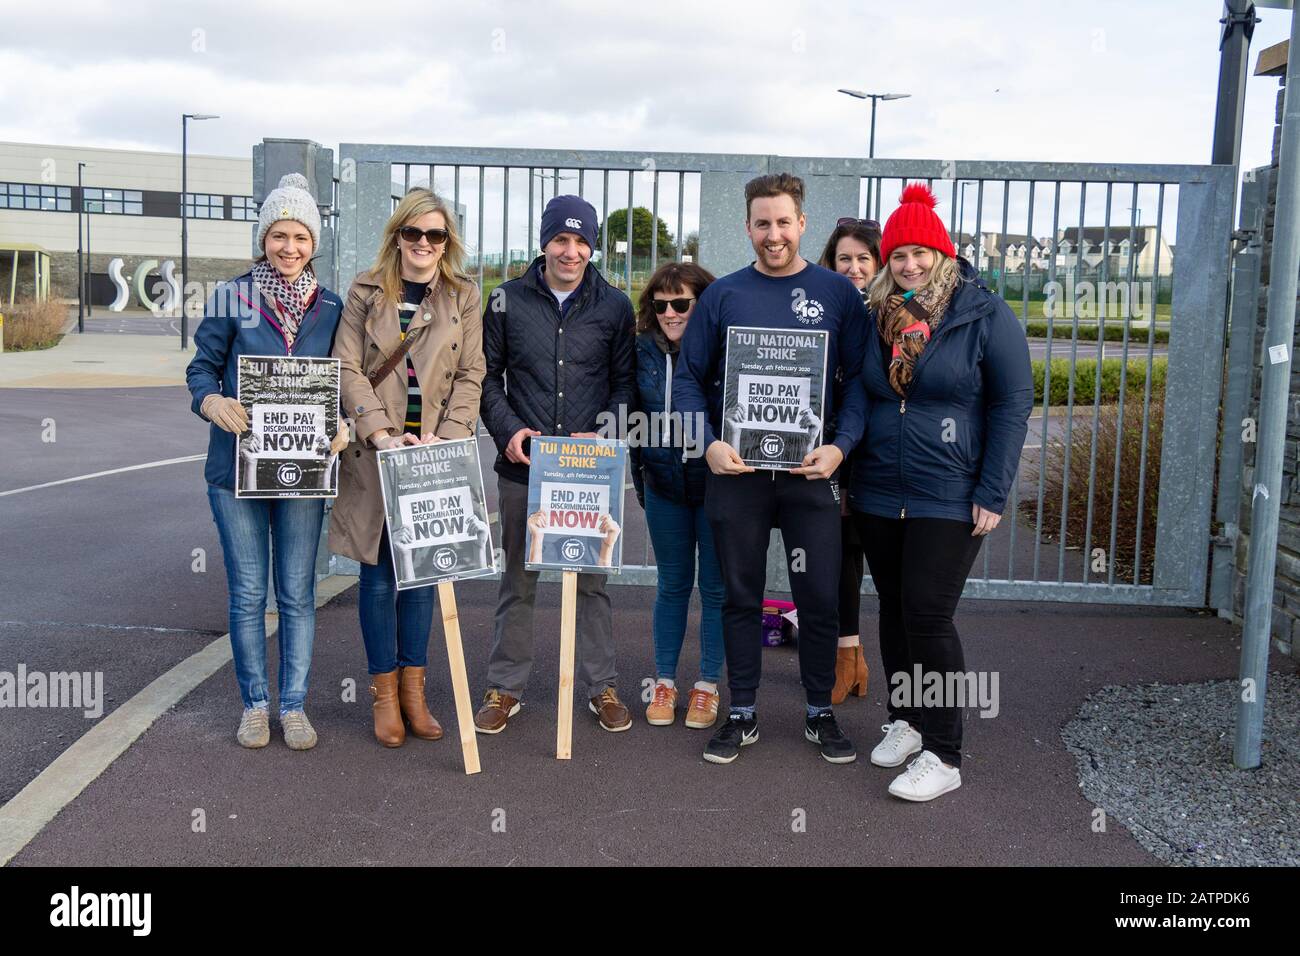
[279,141,1235,604]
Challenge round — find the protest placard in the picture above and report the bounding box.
[235,355,340,498]
[524,435,627,759]
[721,327,828,470]
[524,436,627,573]
[376,439,495,590]
[376,437,495,775]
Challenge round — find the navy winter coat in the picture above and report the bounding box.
[848,259,1033,522]
[630,331,708,508]
[480,256,636,484]
[186,270,344,490]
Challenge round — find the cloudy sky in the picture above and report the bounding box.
[1,1,1293,251]
[1,1,1291,165]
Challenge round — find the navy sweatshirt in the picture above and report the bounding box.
[673,260,869,458]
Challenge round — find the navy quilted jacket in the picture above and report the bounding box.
[480,256,636,483]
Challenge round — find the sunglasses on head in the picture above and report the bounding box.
[398,225,449,245]
[652,297,695,314]
[837,217,882,230]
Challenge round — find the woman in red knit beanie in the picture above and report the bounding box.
[848,183,1033,801]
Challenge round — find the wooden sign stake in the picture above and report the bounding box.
[437,581,480,775]
[556,569,578,760]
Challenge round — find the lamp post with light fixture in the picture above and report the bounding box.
[837,89,910,218]
[181,112,219,349]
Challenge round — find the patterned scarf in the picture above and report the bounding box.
[877,268,958,397]
[252,259,317,348]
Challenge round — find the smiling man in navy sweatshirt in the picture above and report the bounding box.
[674,172,869,765]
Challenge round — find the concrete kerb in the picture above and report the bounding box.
[0,573,357,867]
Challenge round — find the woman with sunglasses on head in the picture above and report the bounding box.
[186,173,347,751]
[850,184,1031,801]
[818,217,882,706]
[330,188,486,747]
[631,261,727,730]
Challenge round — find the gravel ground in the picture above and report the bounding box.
[1061,672,1299,867]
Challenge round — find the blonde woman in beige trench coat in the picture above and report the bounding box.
[329,188,485,747]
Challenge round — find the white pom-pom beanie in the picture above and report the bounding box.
[257,173,322,251]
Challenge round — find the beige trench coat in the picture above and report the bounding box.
[328,268,485,565]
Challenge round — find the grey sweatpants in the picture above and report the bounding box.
[485,475,617,699]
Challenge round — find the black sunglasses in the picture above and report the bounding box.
[652,297,695,314]
[398,225,450,245]
[837,217,882,230]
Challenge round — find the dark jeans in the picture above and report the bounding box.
[358,526,434,675]
[705,471,842,709]
[839,514,865,637]
[853,512,984,767]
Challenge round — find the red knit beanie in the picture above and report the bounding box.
[879,183,956,261]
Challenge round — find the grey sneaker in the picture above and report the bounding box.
[237,707,270,749]
[280,710,318,751]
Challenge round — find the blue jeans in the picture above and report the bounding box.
[358,526,434,674]
[207,485,325,715]
[644,483,725,683]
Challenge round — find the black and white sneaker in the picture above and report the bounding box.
[703,712,759,764]
[805,710,857,764]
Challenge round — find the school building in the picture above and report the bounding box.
[0,141,256,307]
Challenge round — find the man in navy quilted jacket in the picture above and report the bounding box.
[475,195,637,735]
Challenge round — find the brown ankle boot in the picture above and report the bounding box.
[398,666,444,740]
[831,645,870,705]
[369,670,405,747]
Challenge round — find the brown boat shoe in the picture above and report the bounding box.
[589,686,632,732]
[473,688,521,735]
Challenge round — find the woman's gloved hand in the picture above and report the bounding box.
[201,394,249,434]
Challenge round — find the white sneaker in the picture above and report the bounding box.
[870,720,922,767]
[887,750,961,802]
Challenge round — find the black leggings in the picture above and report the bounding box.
[838,515,865,637]
[853,512,984,767]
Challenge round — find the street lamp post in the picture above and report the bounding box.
[76,162,88,333]
[181,113,219,350]
[837,89,911,218]
[85,198,92,323]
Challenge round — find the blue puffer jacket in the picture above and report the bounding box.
[630,331,708,507]
[849,259,1033,522]
[186,270,345,490]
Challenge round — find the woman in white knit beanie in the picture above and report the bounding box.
[186,172,348,752]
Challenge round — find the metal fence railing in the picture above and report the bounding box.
[328,146,1234,604]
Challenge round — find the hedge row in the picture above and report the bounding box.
[1022,320,1169,344]
[1031,357,1168,406]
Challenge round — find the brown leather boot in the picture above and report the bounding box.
[831,645,869,705]
[398,666,443,740]
[369,670,405,747]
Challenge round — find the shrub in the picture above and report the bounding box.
[1031,357,1167,406]
[1,299,66,351]
[1020,398,1164,586]
[1023,320,1169,344]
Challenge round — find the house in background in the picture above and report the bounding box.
[955,231,1052,275]
[1054,225,1174,277]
